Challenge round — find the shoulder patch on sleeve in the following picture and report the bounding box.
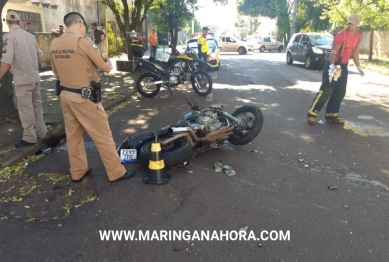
[92,43,98,50]
[2,47,7,53]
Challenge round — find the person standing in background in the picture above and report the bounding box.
[51,24,64,37]
[25,22,35,35]
[91,23,106,51]
[148,28,158,58]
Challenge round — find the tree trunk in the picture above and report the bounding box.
[0,0,17,120]
[368,27,374,61]
[125,35,133,61]
[171,29,179,53]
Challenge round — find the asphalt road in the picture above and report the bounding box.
[1,51,388,262]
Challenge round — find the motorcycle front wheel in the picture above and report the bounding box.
[139,137,193,167]
[136,72,161,98]
[190,70,212,97]
[227,105,264,146]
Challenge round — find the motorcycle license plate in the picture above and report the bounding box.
[120,149,137,163]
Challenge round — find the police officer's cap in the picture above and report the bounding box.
[202,26,210,31]
[64,12,87,29]
[6,11,21,21]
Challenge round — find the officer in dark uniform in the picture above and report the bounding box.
[50,12,135,183]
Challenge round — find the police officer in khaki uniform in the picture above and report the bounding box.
[0,11,47,148]
[50,12,135,182]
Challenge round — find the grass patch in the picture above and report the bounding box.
[357,54,389,74]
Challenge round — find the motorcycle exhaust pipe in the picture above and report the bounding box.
[145,80,164,86]
[199,126,234,142]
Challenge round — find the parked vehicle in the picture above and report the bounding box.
[217,35,253,55]
[286,33,333,69]
[250,36,284,52]
[133,47,212,98]
[117,99,264,167]
[186,35,220,70]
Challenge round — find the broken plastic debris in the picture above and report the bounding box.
[344,204,349,209]
[258,243,263,247]
[49,103,52,106]
[328,185,338,190]
[304,165,308,167]
[239,226,248,232]
[318,120,324,125]
[298,159,304,162]
[299,153,302,155]
[251,150,258,153]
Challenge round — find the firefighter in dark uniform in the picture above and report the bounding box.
[49,12,135,183]
[197,26,210,69]
[307,14,365,124]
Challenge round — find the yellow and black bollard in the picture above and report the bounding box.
[143,135,171,185]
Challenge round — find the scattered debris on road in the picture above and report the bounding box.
[318,120,324,125]
[239,226,248,232]
[258,243,263,247]
[328,185,339,190]
[344,204,349,209]
[298,159,304,162]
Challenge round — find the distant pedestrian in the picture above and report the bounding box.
[148,28,158,58]
[91,23,106,51]
[0,11,47,148]
[25,22,35,35]
[307,14,365,125]
[51,24,64,37]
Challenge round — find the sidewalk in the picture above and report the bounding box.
[0,57,140,168]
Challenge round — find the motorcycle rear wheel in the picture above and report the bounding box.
[191,71,212,97]
[136,72,161,98]
[227,105,264,146]
[139,137,193,167]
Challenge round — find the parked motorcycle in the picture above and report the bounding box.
[117,99,263,167]
[133,47,212,98]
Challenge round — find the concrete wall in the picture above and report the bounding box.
[2,0,45,32]
[36,33,55,69]
[359,30,389,57]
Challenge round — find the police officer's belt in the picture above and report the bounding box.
[62,86,92,98]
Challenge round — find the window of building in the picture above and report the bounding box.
[8,9,42,32]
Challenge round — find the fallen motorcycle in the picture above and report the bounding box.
[133,47,212,98]
[117,99,263,167]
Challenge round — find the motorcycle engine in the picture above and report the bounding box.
[169,73,180,85]
[198,112,223,132]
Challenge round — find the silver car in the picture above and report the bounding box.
[251,36,284,52]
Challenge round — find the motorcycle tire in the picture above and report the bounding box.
[136,72,161,98]
[190,71,212,97]
[227,105,264,146]
[139,137,193,168]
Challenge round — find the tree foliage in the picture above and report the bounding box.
[238,0,290,41]
[234,16,260,37]
[319,0,389,29]
[295,0,330,32]
[101,0,155,60]
[151,0,196,49]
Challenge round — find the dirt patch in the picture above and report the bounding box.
[0,156,98,222]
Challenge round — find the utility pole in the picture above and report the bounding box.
[290,0,298,37]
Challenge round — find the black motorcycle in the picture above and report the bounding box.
[133,47,212,98]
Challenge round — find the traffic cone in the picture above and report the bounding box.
[143,135,171,185]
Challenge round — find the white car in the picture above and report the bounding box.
[251,36,284,52]
[217,35,253,55]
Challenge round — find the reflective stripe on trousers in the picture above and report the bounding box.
[308,62,348,118]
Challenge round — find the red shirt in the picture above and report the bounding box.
[333,29,361,64]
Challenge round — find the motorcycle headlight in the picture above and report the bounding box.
[313,47,323,54]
